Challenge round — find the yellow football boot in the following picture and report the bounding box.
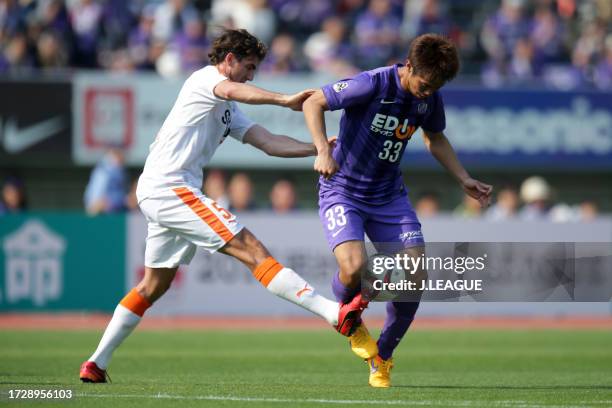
[349,322,378,359]
[367,355,393,388]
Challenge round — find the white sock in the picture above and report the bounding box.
[266,267,340,326]
[89,305,141,369]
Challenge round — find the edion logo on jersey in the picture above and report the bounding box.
[370,113,417,140]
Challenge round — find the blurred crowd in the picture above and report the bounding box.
[0,0,610,88]
[415,176,600,222]
[0,164,603,222]
[77,148,302,215]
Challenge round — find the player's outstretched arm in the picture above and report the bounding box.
[423,130,493,207]
[303,90,339,179]
[243,124,319,158]
[214,81,315,111]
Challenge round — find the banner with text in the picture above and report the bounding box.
[73,73,612,169]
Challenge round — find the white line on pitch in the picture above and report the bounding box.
[75,392,601,408]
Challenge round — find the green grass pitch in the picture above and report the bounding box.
[1,328,611,407]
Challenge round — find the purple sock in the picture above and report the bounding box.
[377,301,420,360]
[331,270,359,303]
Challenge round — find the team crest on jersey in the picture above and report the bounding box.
[333,81,349,93]
[417,102,428,114]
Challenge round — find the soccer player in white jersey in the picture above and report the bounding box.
[80,29,367,383]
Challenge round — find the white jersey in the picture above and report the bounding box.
[136,65,255,202]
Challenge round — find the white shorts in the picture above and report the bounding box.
[139,186,243,268]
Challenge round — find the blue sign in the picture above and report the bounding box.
[403,87,612,169]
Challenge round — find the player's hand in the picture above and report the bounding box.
[282,89,316,111]
[314,152,339,179]
[461,178,493,208]
[327,136,338,150]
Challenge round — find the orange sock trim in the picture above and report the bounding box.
[119,289,151,317]
[253,257,284,287]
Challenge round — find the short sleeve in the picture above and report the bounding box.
[228,103,255,143]
[192,66,228,103]
[321,72,377,111]
[421,92,446,133]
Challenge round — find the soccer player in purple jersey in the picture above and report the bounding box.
[303,34,493,387]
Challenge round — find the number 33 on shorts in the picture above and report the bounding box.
[325,205,347,230]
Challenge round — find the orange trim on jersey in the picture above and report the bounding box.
[253,257,284,287]
[173,187,234,242]
[119,288,151,317]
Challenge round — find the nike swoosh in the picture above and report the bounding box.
[332,227,346,238]
[2,116,65,153]
[380,99,396,104]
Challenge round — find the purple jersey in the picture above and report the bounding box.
[320,64,446,204]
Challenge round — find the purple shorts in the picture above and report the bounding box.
[318,190,424,253]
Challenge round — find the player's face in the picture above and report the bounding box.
[227,54,260,83]
[405,63,444,99]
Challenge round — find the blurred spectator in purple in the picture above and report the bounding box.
[70,0,102,67]
[174,18,208,73]
[593,34,612,89]
[485,186,519,221]
[203,169,229,209]
[0,32,34,73]
[37,0,73,46]
[269,0,334,38]
[99,0,136,51]
[480,0,531,67]
[0,0,30,40]
[36,29,69,70]
[128,4,157,70]
[531,3,566,63]
[270,178,297,214]
[453,193,482,219]
[260,33,302,73]
[519,176,551,220]
[508,37,541,82]
[84,147,128,215]
[152,0,199,43]
[414,0,451,37]
[415,191,440,218]
[354,0,401,69]
[337,0,367,27]
[0,176,27,215]
[304,16,357,76]
[228,172,256,212]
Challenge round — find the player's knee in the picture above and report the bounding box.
[237,229,271,265]
[136,268,176,303]
[338,258,366,285]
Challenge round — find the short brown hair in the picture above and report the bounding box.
[408,34,460,84]
[208,29,267,64]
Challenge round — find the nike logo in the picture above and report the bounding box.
[370,359,378,373]
[1,116,65,153]
[332,227,346,238]
[380,99,396,104]
[296,284,312,298]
